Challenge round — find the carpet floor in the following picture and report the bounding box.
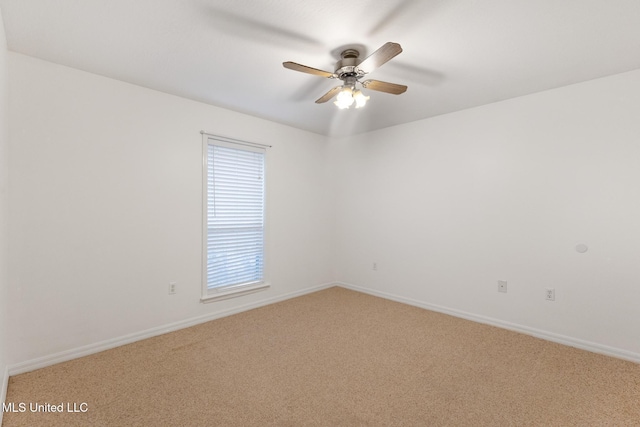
[3,287,640,426]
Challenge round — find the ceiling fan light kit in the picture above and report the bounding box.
[283,42,407,109]
[333,86,369,109]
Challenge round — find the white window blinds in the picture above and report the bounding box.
[204,139,265,293]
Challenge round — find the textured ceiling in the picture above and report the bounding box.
[2,0,640,137]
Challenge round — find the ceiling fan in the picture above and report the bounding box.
[283,42,407,109]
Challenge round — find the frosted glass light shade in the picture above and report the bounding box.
[334,87,354,109]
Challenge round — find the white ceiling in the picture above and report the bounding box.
[2,0,640,137]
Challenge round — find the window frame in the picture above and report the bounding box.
[201,133,269,303]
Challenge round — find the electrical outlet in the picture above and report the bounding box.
[545,288,555,301]
[169,282,177,295]
[373,262,378,271]
[498,280,507,293]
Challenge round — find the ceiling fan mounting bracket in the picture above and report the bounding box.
[340,49,360,59]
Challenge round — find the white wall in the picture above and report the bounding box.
[7,53,334,365]
[332,70,640,358]
[0,5,10,416]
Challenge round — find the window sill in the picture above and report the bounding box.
[200,282,270,303]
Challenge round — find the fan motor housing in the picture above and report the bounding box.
[335,49,363,80]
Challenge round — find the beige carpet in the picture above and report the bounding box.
[3,287,640,426]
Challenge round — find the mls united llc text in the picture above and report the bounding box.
[3,402,88,413]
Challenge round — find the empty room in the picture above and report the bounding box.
[1,1,639,425]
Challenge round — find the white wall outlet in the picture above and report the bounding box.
[498,280,507,293]
[373,262,378,271]
[169,282,177,295]
[545,288,555,301]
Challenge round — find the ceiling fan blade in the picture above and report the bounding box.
[361,79,408,95]
[315,86,342,103]
[283,62,335,78]
[356,42,403,74]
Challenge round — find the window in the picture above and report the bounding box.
[202,134,268,302]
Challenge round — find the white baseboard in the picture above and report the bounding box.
[8,282,337,376]
[336,282,640,364]
[1,364,8,425]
